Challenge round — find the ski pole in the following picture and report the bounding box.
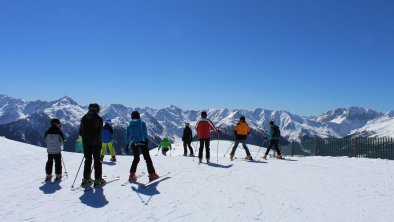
[217,132,220,163]
[156,147,160,156]
[224,141,235,157]
[71,156,85,188]
[255,145,263,159]
[61,156,68,177]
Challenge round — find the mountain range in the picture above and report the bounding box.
[0,94,393,154]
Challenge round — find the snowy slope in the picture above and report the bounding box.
[1,137,394,222]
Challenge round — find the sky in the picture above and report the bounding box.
[0,0,393,116]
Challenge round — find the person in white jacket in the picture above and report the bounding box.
[44,118,64,181]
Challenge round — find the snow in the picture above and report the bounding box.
[1,137,394,222]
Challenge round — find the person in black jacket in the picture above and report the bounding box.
[182,123,194,156]
[79,103,105,186]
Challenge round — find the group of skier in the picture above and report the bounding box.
[44,104,282,186]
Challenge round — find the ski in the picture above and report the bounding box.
[83,176,120,192]
[121,172,145,186]
[71,175,108,191]
[142,172,170,188]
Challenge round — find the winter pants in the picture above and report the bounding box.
[46,153,62,175]
[265,140,281,155]
[230,139,251,156]
[130,143,156,174]
[83,144,102,180]
[198,139,210,160]
[161,148,169,156]
[101,142,116,157]
[183,141,194,155]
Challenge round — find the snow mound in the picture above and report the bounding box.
[1,137,393,222]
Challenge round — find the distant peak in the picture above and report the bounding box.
[56,96,78,105]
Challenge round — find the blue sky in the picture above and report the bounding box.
[0,0,393,115]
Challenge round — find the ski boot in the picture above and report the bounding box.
[94,178,106,186]
[81,178,93,186]
[199,159,202,164]
[230,154,234,161]
[206,159,210,164]
[189,153,194,157]
[262,154,268,160]
[45,174,52,181]
[55,174,62,181]
[276,155,283,159]
[183,154,187,156]
[129,172,137,182]
[245,155,253,161]
[148,173,159,182]
[110,156,116,162]
[100,156,104,162]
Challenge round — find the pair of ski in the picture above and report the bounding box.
[42,174,68,184]
[71,175,121,192]
[121,172,171,188]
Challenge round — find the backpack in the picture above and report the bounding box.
[273,126,281,138]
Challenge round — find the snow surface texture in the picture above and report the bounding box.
[1,137,394,222]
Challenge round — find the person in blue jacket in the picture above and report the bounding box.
[101,119,116,162]
[125,111,159,182]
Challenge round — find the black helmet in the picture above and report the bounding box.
[50,118,61,126]
[201,111,207,118]
[269,121,275,125]
[131,111,140,119]
[88,103,100,113]
[240,116,246,122]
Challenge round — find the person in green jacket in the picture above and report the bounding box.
[75,135,84,153]
[158,137,172,156]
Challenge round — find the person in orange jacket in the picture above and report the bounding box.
[230,116,253,161]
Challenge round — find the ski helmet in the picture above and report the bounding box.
[50,118,61,126]
[131,111,140,119]
[201,111,207,118]
[88,103,100,113]
[240,116,246,122]
[269,120,275,125]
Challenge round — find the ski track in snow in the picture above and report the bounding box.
[1,137,394,222]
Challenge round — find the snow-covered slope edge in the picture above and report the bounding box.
[1,137,393,222]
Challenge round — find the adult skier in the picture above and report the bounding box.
[158,137,172,156]
[44,118,64,181]
[196,111,219,163]
[263,121,283,159]
[79,103,105,186]
[125,111,159,182]
[229,116,253,161]
[182,123,194,156]
[101,119,116,162]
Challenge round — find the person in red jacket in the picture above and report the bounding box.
[196,111,218,163]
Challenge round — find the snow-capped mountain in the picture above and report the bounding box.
[0,94,393,153]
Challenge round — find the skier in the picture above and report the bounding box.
[44,118,64,181]
[125,111,159,182]
[75,135,84,153]
[263,121,283,159]
[79,103,106,186]
[101,119,116,162]
[158,137,172,156]
[196,111,219,163]
[229,116,253,161]
[182,123,194,156]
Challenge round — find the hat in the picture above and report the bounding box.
[201,111,207,118]
[88,103,100,113]
[50,118,61,126]
[240,116,246,122]
[131,111,140,119]
[269,121,275,125]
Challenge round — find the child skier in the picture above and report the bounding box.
[196,111,219,163]
[158,137,172,156]
[263,121,283,159]
[182,123,194,156]
[230,116,253,161]
[125,111,159,182]
[75,135,84,153]
[44,118,64,181]
[101,119,116,162]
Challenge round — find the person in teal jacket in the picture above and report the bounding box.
[158,137,172,156]
[75,135,84,153]
[263,121,282,159]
